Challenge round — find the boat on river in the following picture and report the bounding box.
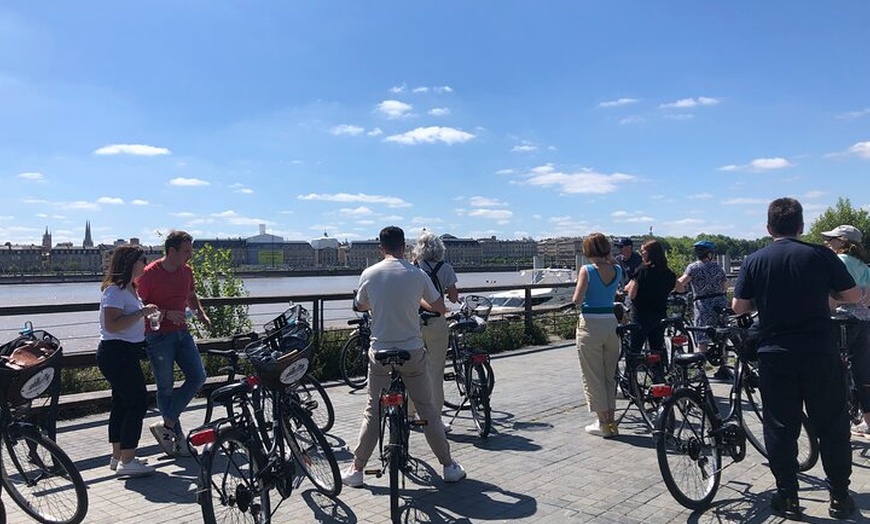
[487,268,576,316]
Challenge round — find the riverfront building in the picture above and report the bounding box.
[0,223,608,275]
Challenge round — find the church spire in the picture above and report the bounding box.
[83,221,93,248]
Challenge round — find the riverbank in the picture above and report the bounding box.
[0,265,535,285]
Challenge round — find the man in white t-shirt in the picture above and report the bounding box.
[341,226,467,487]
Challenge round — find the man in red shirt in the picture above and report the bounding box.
[137,230,211,457]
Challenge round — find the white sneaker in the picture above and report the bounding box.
[172,440,193,458]
[149,421,176,456]
[110,456,148,471]
[443,461,466,483]
[341,465,364,487]
[584,422,614,438]
[116,458,155,477]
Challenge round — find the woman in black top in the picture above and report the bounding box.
[625,240,676,355]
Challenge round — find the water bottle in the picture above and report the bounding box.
[185,308,195,322]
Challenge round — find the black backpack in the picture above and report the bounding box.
[416,260,444,312]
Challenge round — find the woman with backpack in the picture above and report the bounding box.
[407,230,460,430]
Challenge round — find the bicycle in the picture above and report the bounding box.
[189,312,341,524]
[653,313,819,510]
[442,295,495,437]
[614,322,667,430]
[0,324,88,524]
[339,311,371,390]
[362,349,427,524]
[832,308,865,426]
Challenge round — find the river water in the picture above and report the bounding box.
[0,271,526,354]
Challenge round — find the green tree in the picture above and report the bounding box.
[805,197,870,252]
[189,244,252,338]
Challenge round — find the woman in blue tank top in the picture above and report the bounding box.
[572,232,622,438]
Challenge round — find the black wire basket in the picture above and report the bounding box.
[0,330,63,407]
[245,316,314,390]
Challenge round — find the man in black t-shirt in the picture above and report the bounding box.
[615,237,642,288]
[733,198,860,520]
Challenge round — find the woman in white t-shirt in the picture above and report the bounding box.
[97,245,160,477]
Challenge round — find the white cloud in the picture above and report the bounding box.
[469,196,507,207]
[619,115,644,125]
[663,113,694,120]
[837,108,870,120]
[339,206,374,217]
[17,172,44,181]
[622,216,654,223]
[212,210,274,227]
[65,200,99,210]
[468,209,513,220]
[298,193,412,207]
[330,124,365,136]
[435,86,454,94]
[172,212,196,218]
[804,190,826,198]
[169,177,210,187]
[412,87,429,93]
[428,107,450,116]
[495,168,514,175]
[384,126,475,145]
[367,127,383,136]
[131,199,149,205]
[846,141,870,159]
[611,211,631,217]
[388,84,406,94]
[718,157,793,172]
[598,97,638,108]
[659,97,720,109]
[376,100,413,119]
[96,197,124,205]
[511,143,537,153]
[689,193,713,199]
[522,164,635,194]
[93,144,171,156]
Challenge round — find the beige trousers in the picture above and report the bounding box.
[576,314,620,412]
[408,316,450,418]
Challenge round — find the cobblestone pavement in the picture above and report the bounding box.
[10,342,870,523]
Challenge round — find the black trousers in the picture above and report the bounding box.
[846,321,870,412]
[96,339,148,450]
[758,349,851,496]
[629,315,665,354]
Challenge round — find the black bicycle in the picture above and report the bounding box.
[654,314,819,510]
[615,322,667,430]
[339,312,371,390]
[190,313,340,524]
[0,325,88,524]
[363,349,425,524]
[442,295,495,437]
[832,308,865,426]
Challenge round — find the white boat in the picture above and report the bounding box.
[487,268,576,315]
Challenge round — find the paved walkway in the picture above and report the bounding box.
[9,342,870,523]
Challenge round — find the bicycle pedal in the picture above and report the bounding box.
[363,468,382,477]
[410,419,428,426]
[444,373,456,381]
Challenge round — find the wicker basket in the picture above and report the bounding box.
[0,331,62,406]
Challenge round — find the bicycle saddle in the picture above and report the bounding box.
[672,352,707,367]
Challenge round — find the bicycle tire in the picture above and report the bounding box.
[282,406,341,497]
[443,345,467,410]
[468,363,492,438]
[339,332,369,390]
[629,359,663,431]
[0,426,88,524]
[200,427,271,524]
[655,389,721,511]
[293,374,335,433]
[615,343,634,401]
[388,411,403,524]
[740,363,819,472]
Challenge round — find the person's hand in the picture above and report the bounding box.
[141,304,160,317]
[197,309,213,329]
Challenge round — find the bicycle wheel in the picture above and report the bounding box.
[200,427,270,524]
[339,332,369,390]
[387,412,404,524]
[629,358,663,430]
[292,374,335,433]
[443,345,467,411]
[282,406,341,497]
[0,426,88,524]
[655,390,721,511]
[468,363,492,437]
[615,344,634,401]
[740,364,819,472]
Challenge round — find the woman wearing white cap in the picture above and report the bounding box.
[822,224,870,436]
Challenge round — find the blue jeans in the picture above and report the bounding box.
[145,330,206,426]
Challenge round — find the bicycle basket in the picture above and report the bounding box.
[264,303,311,334]
[0,330,62,406]
[244,339,314,390]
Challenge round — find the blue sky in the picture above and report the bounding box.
[1,1,868,247]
